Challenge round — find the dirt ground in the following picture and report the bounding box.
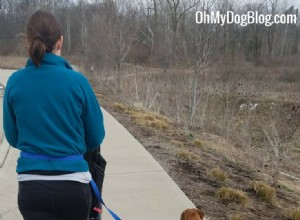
[97,93,300,220]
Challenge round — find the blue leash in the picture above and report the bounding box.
[20,152,122,220]
[90,179,121,220]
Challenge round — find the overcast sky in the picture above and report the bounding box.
[291,0,300,8]
[236,0,300,9]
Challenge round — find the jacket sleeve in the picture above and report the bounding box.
[81,78,105,151]
[3,82,18,148]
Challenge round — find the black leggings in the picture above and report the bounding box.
[18,180,92,220]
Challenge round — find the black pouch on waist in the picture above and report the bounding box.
[84,147,107,219]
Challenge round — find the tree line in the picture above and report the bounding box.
[0,0,299,69]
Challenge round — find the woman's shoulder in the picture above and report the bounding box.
[6,67,27,85]
[64,67,89,83]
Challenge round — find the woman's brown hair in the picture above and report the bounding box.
[26,10,61,66]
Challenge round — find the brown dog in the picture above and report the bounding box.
[180,208,205,220]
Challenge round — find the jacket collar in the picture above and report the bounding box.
[26,53,73,70]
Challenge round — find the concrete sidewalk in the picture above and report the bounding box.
[0,69,196,220]
[0,69,22,219]
[0,69,13,169]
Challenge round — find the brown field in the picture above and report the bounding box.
[2,56,300,220]
[91,61,300,220]
[0,56,27,69]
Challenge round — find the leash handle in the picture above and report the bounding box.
[90,180,122,220]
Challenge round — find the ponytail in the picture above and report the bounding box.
[28,38,47,67]
[26,10,61,67]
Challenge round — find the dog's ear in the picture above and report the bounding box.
[197,209,205,219]
[180,210,186,220]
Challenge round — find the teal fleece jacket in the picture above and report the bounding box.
[3,53,105,173]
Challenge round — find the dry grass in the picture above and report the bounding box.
[250,181,276,204]
[90,63,300,219]
[211,167,228,182]
[284,209,300,220]
[216,187,249,207]
[113,102,127,112]
[95,92,109,102]
[112,102,171,130]
[229,214,247,220]
[279,179,300,195]
[194,139,205,148]
[199,132,245,161]
[170,140,185,148]
[290,129,300,160]
[0,56,26,69]
[176,149,199,161]
[129,109,170,130]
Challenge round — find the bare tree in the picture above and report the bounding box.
[88,0,140,92]
[179,1,218,127]
[259,103,300,186]
[165,0,201,37]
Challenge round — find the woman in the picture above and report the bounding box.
[3,10,105,220]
